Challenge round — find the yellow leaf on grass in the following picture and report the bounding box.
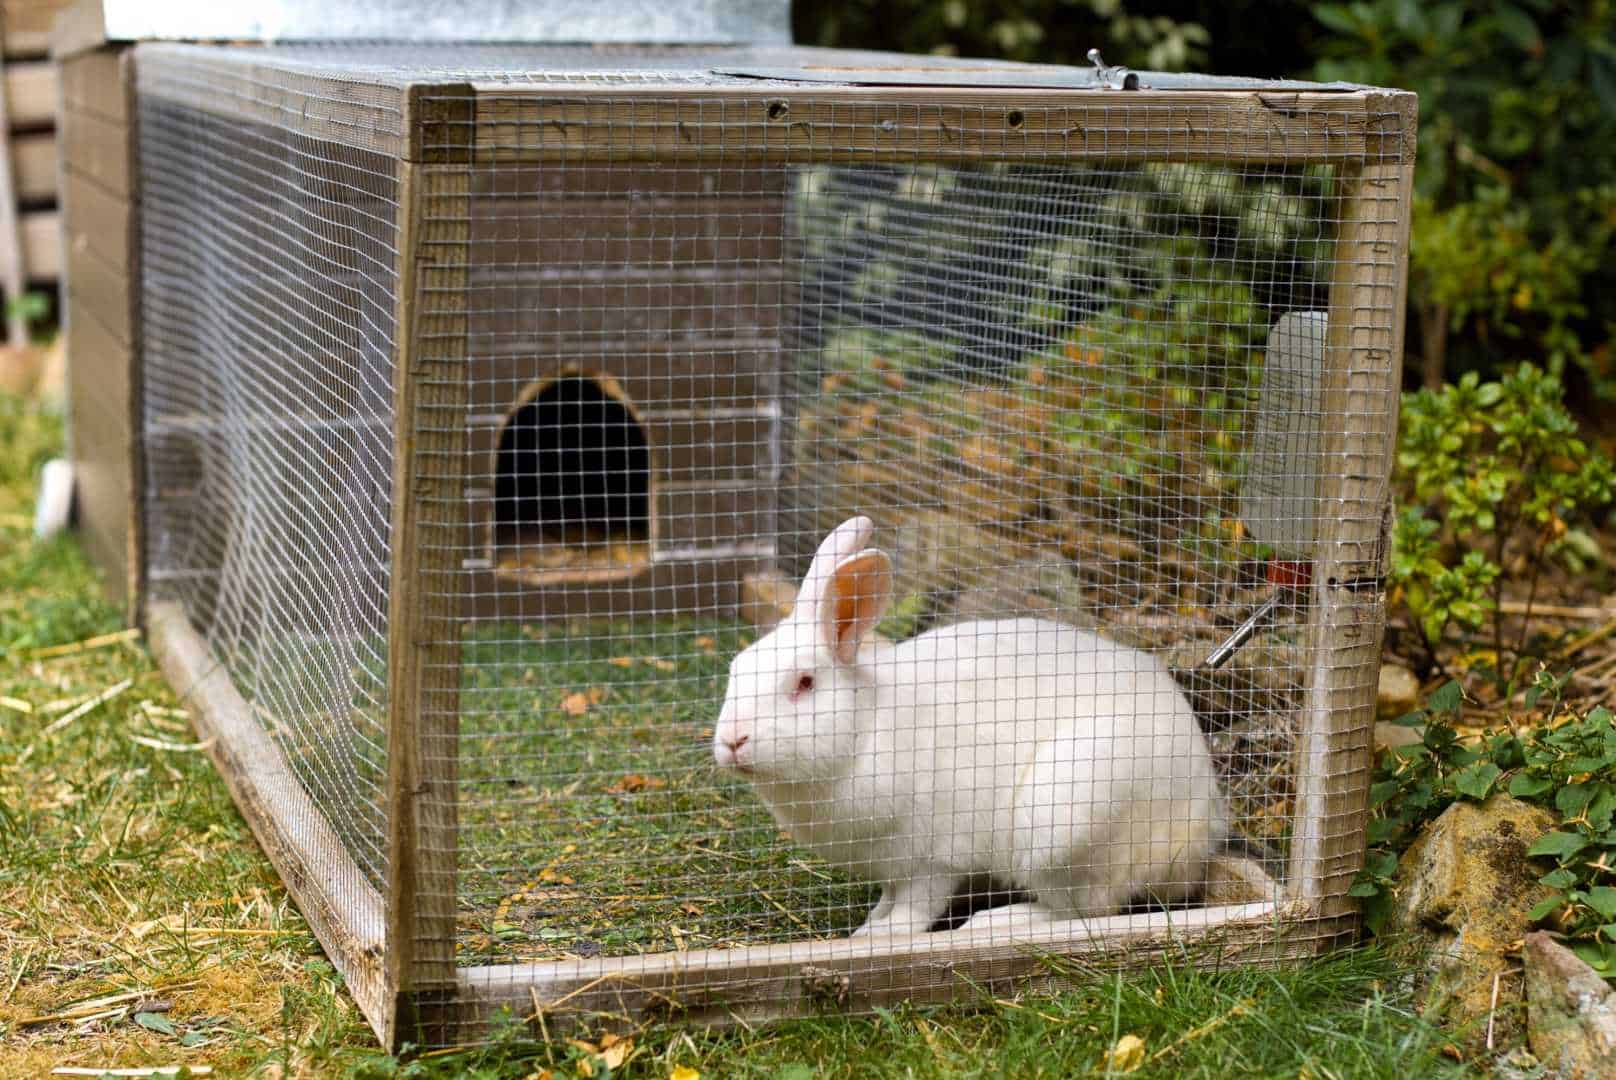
[1102,1033,1145,1073]
[560,687,607,716]
[598,1037,632,1070]
[671,1067,701,1080]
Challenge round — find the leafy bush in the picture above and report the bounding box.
[1390,365,1615,684]
[1355,674,1616,978]
[1311,0,1616,392]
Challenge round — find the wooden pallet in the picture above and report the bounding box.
[0,0,68,344]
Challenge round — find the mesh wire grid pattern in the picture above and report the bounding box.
[134,43,1412,1047]
[138,50,402,983]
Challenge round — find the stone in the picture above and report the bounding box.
[740,570,796,630]
[1386,795,1558,1051]
[1375,721,1425,753]
[1377,662,1421,720]
[1525,931,1616,1079]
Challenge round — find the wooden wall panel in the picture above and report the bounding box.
[61,46,139,616]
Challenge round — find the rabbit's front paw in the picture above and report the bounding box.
[957,901,1056,935]
[851,876,957,938]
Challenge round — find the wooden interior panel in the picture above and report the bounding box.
[20,208,57,277]
[61,107,131,197]
[5,60,56,127]
[11,130,55,201]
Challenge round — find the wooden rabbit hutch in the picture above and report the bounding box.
[108,25,1414,1052]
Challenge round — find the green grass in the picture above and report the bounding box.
[0,389,1491,1076]
[455,622,876,964]
[350,946,1474,1079]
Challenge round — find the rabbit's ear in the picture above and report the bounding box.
[795,516,876,626]
[822,548,893,665]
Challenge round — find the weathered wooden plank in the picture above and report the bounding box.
[12,129,55,201]
[386,95,470,1043]
[146,601,392,1034]
[3,0,72,59]
[463,412,774,487]
[458,554,775,622]
[60,47,129,124]
[65,322,128,421]
[69,377,130,606]
[61,167,129,269]
[417,899,1308,1042]
[64,251,130,342]
[471,162,783,199]
[469,88,1411,165]
[471,195,784,267]
[1289,102,1416,933]
[474,482,771,553]
[464,349,780,412]
[21,207,58,277]
[137,44,411,160]
[468,276,784,341]
[5,60,56,126]
[61,106,130,197]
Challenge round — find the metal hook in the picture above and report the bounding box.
[1086,48,1141,91]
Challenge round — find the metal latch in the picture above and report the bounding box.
[1086,49,1142,90]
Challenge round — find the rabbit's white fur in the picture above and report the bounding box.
[714,516,1229,937]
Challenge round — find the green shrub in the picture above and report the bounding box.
[1390,365,1615,685]
[1312,0,1616,392]
[1355,674,1616,979]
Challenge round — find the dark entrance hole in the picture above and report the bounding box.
[491,375,653,582]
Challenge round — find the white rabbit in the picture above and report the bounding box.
[714,515,1230,938]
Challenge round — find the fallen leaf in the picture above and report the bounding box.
[133,1011,177,1036]
[608,657,635,668]
[1101,1033,1145,1073]
[670,1067,701,1080]
[649,659,676,672]
[607,774,667,794]
[694,636,716,653]
[599,1037,632,1069]
[560,687,607,716]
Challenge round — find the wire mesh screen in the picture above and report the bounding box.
[130,41,1411,1046]
[139,63,402,896]
[423,90,1407,1026]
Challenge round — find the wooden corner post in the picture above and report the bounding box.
[386,82,476,1049]
[1289,91,1418,941]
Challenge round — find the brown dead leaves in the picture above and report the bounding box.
[604,774,666,795]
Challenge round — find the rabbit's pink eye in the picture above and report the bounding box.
[793,674,814,698]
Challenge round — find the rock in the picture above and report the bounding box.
[1377,662,1421,720]
[1525,931,1616,1079]
[1375,721,1425,753]
[1386,795,1558,1051]
[740,570,796,629]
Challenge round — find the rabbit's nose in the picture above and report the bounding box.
[724,734,750,754]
